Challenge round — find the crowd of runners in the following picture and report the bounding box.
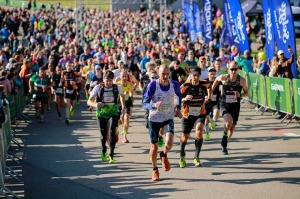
[1,3,299,182]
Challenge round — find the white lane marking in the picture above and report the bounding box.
[284,133,300,137]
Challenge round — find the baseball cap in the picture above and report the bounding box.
[95,65,101,70]
[190,67,202,75]
[207,66,216,72]
[278,50,284,55]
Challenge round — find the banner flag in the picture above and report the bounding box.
[223,0,250,53]
[271,0,298,78]
[262,0,275,60]
[193,1,203,40]
[184,2,196,42]
[202,0,213,44]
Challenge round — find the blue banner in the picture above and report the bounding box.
[193,1,203,40]
[262,0,275,60]
[202,0,212,44]
[223,0,250,53]
[184,2,196,42]
[271,0,298,78]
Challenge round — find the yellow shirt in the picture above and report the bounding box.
[82,65,93,82]
[117,81,132,100]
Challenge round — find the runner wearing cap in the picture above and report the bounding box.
[211,61,248,155]
[179,67,211,168]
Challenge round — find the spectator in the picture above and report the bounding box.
[237,50,254,73]
[277,48,294,79]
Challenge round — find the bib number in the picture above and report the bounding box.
[189,106,201,116]
[56,88,63,94]
[159,104,171,114]
[103,96,114,103]
[225,93,237,103]
[66,89,74,94]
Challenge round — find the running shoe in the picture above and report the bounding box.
[222,147,229,155]
[158,136,164,147]
[101,152,108,162]
[47,107,51,112]
[35,111,40,118]
[122,137,129,143]
[205,133,210,141]
[88,106,93,112]
[70,106,74,116]
[160,152,171,171]
[108,156,116,164]
[210,120,216,131]
[152,170,160,181]
[76,100,80,105]
[121,130,128,135]
[179,156,186,168]
[65,118,70,125]
[193,157,202,167]
[38,117,44,123]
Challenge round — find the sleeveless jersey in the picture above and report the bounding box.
[221,75,242,103]
[149,79,175,122]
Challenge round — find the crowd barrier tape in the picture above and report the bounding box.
[265,77,292,114]
[247,72,266,106]
[292,79,300,117]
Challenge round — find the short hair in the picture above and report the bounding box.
[104,70,114,79]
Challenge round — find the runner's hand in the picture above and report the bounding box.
[121,107,126,115]
[155,101,162,109]
[96,102,102,108]
[184,95,193,101]
[234,91,240,98]
[176,109,182,119]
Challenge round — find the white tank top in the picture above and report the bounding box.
[149,79,175,122]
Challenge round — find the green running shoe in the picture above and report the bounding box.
[179,156,186,168]
[70,106,74,116]
[65,118,70,125]
[101,152,107,162]
[158,136,164,147]
[210,120,216,131]
[193,157,202,167]
[205,133,210,141]
[109,156,116,164]
[121,130,128,135]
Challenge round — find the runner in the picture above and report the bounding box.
[61,62,81,125]
[87,70,125,164]
[211,61,248,155]
[116,70,134,143]
[51,65,65,119]
[179,67,211,168]
[139,62,164,147]
[29,66,51,123]
[143,64,182,181]
[204,67,222,141]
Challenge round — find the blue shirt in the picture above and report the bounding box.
[259,61,270,76]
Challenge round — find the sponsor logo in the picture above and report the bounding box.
[204,0,212,39]
[271,83,284,92]
[278,2,290,43]
[266,8,273,44]
[236,11,246,43]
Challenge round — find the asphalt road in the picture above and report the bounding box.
[3,91,300,199]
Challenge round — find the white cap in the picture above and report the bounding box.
[278,50,284,55]
[207,66,217,72]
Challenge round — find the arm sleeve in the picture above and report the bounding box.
[142,81,156,110]
[90,85,100,97]
[172,80,182,110]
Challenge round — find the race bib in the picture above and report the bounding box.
[56,88,63,94]
[225,93,237,103]
[159,104,171,114]
[189,106,201,116]
[66,89,74,94]
[211,95,217,101]
[103,96,114,103]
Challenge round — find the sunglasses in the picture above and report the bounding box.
[230,68,238,71]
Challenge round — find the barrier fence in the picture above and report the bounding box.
[240,71,300,123]
[1,86,27,197]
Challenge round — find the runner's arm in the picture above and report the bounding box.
[142,81,156,110]
[240,77,248,98]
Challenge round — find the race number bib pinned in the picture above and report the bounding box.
[159,104,171,114]
[225,91,237,103]
[66,89,74,94]
[188,106,201,116]
[56,88,63,94]
[103,96,114,103]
